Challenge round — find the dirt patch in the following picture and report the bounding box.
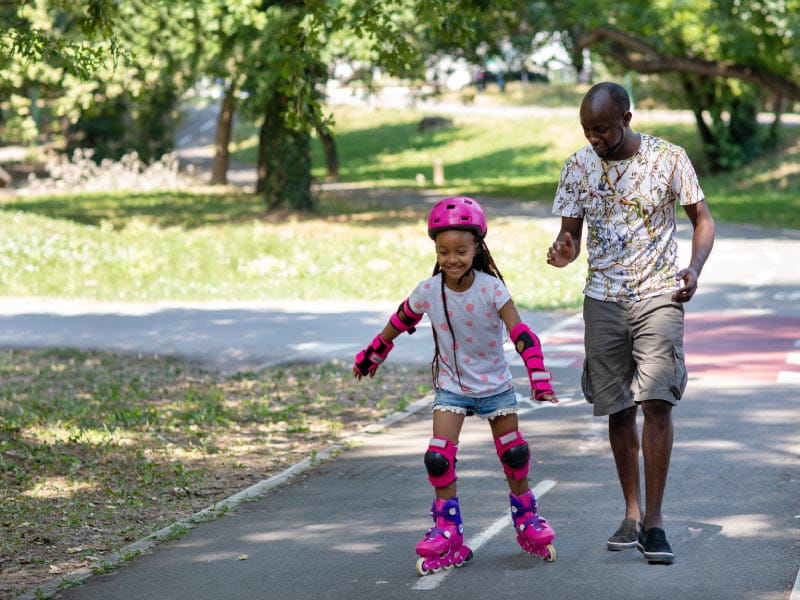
[0,349,431,598]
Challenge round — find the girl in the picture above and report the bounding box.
[353,196,558,575]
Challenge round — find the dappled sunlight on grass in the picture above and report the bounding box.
[0,348,430,596]
[21,477,92,500]
[0,192,582,308]
[0,189,264,230]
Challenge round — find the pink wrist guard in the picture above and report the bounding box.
[353,334,394,377]
[509,323,554,401]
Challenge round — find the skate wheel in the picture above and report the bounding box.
[544,544,556,562]
[415,556,430,577]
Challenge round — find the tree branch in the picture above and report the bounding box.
[576,25,800,102]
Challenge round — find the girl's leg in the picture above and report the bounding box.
[431,409,465,499]
[491,412,555,558]
[416,409,474,574]
[489,413,529,495]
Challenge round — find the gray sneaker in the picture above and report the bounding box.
[607,518,641,551]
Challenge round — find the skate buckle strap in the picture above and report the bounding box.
[424,526,449,540]
[510,492,549,532]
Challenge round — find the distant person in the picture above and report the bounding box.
[353,196,559,576]
[547,81,715,564]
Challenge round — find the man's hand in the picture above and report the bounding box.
[547,232,576,267]
[672,266,699,303]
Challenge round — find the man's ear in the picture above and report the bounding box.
[622,111,632,126]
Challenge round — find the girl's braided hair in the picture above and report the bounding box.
[430,235,505,389]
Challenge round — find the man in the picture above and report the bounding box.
[547,81,715,564]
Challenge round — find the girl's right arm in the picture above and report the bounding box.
[352,298,424,379]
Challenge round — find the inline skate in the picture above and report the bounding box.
[415,497,473,576]
[509,490,556,561]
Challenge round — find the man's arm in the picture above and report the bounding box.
[547,217,584,268]
[673,200,715,302]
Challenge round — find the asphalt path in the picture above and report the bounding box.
[6,208,800,599]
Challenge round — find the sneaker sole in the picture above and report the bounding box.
[643,551,674,564]
[607,540,638,551]
[637,541,674,564]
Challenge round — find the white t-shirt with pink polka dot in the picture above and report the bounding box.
[409,271,513,398]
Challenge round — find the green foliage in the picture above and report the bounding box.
[0,0,119,77]
[510,0,800,171]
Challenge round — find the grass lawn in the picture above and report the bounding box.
[231,99,799,230]
[0,189,586,309]
[2,98,796,307]
[0,348,430,598]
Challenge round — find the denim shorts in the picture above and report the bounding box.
[432,387,518,419]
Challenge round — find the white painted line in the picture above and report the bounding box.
[516,394,580,410]
[777,371,800,384]
[505,353,577,369]
[289,341,358,353]
[747,269,775,289]
[786,352,800,365]
[544,357,579,368]
[200,118,216,132]
[413,480,558,591]
[791,564,800,600]
[545,343,584,353]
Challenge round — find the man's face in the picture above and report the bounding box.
[579,94,631,160]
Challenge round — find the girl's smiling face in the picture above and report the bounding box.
[435,229,478,286]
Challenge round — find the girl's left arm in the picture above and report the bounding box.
[498,298,522,331]
[499,300,558,403]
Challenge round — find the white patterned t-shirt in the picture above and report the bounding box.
[552,134,705,301]
[408,271,513,398]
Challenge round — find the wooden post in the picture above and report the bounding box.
[433,158,444,186]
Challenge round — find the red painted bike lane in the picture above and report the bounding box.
[542,311,800,385]
[685,312,800,384]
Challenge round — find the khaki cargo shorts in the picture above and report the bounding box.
[581,294,687,417]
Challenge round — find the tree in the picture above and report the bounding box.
[532,0,800,171]
[0,0,119,143]
[65,0,204,162]
[221,0,505,211]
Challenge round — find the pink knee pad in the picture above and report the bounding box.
[424,436,458,487]
[495,430,530,480]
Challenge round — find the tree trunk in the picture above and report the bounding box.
[316,123,339,181]
[768,94,784,146]
[258,91,313,211]
[211,82,237,185]
[680,75,716,147]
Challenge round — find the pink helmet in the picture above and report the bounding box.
[427,196,487,240]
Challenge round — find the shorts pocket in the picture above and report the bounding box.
[670,343,688,399]
[581,358,593,404]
